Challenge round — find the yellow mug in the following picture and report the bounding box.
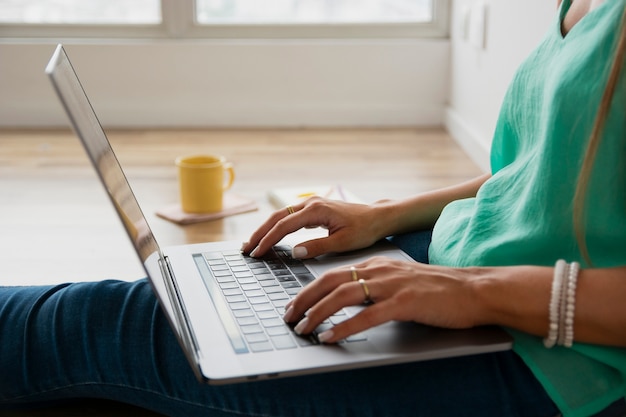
[175,155,235,213]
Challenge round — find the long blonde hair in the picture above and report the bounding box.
[573,5,626,265]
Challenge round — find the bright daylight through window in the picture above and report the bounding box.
[0,0,161,24]
[195,0,433,24]
[0,0,433,25]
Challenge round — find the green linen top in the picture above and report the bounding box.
[429,1,626,416]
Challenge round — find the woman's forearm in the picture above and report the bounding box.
[471,264,626,347]
[371,173,491,238]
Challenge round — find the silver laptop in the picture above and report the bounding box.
[46,44,511,385]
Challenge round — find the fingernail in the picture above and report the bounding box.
[294,317,309,335]
[283,306,294,323]
[292,246,308,259]
[317,330,334,343]
[250,247,259,258]
[240,242,249,252]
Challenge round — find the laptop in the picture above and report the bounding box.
[45,44,512,385]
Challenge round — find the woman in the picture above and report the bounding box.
[2,1,625,416]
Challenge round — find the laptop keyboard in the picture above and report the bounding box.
[192,245,366,354]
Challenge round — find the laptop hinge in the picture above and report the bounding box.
[158,255,204,379]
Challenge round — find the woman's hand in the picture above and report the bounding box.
[243,174,491,260]
[283,256,485,344]
[242,197,391,259]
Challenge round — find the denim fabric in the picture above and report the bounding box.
[387,229,433,263]
[0,232,561,417]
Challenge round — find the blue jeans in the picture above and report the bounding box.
[0,231,561,417]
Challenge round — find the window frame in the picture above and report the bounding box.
[0,0,449,39]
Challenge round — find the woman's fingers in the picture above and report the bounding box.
[285,257,478,343]
[244,198,375,258]
[243,202,309,256]
[317,300,400,343]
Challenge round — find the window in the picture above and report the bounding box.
[0,0,160,24]
[195,0,433,24]
[0,0,448,38]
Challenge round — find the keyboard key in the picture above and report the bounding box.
[249,341,274,353]
[236,316,259,326]
[245,333,268,343]
[296,274,315,285]
[222,288,243,296]
[285,288,301,296]
[257,310,279,320]
[267,326,289,336]
[241,283,261,291]
[241,324,264,334]
[225,294,246,303]
[261,317,285,328]
[213,270,235,278]
[277,275,296,282]
[244,289,265,298]
[263,285,284,294]
[231,265,249,272]
[253,303,274,312]
[280,281,302,289]
[232,309,254,318]
[249,295,270,305]
[271,334,297,350]
[268,292,288,301]
[255,273,275,281]
[219,281,239,289]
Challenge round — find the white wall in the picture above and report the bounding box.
[1,1,561,162]
[445,0,555,171]
[0,39,449,128]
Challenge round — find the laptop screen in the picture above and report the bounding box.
[45,44,162,264]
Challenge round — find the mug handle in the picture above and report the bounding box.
[223,162,235,191]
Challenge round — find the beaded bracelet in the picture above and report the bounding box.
[544,259,580,349]
[558,261,571,345]
[563,261,580,348]
[544,259,567,348]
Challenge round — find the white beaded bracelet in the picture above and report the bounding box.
[563,261,580,348]
[544,259,567,348]
[557,262,570,346]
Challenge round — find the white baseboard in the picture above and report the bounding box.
[444,107,491,172]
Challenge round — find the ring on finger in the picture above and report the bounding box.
[285,205,295,215]
[350,266,358,282]
[358,278,373,304]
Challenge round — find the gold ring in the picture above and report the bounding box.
[358,278,372,304]
[350,266,358,281]
[286,205,295,215]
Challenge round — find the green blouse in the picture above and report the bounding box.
[429,1,626,416]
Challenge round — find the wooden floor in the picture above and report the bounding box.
[0,127,481,416]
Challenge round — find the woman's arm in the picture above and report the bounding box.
[373,173,491,237]
[244,173,491,259]
[288,260,626,348]
[475,264,626,347]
